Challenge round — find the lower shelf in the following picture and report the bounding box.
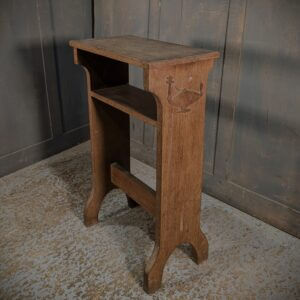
[90,84,157,126]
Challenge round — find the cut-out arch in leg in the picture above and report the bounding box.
[189,229,209,264]
[144,244,174,294]
[143,230,208,294]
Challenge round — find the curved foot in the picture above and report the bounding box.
[190,230,208,264]
[144,245,173,294]
[126,195,139,208]
[83,188,105,227]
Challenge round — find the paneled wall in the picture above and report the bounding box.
[0,0,92,176]
[94,0,300,237]
[209,0,300,236]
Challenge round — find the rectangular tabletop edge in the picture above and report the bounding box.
[70,39,146,67]
[69,36,219,68]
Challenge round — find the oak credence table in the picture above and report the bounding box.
[70,36,219,293]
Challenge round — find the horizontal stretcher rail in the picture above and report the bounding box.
[110,162,156,215]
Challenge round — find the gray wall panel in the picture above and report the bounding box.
[0,0,92,176]
[49,0,92,131]
[227,0,300,210]
[211,0,300,236]
[158,0,229,173]
[0,0,52,156]
[94,0,151,151]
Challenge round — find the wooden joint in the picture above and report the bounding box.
[110,163,156,215]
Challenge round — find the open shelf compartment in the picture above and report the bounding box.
[90,84,157,126]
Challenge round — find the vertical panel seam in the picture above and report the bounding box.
[36,0,54,138]
[91,0,95,38]
[158,0,161,39]
[211,0,232,175]
[48,0,66,133]
[225,0,248,178]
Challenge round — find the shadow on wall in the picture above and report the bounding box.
[0,0,92,176]
[49,39,89,132]
[202,39,300,212]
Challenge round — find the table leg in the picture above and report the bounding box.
[144,61,212,293]
[84,98,130,226]
[75,54,130,226]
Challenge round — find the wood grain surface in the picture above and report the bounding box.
[70,35,219,67]
[71,35,218,293]
[91,85,157,126]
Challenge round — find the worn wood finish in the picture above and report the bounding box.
[70,36,218,293]
[144,59,214,293]
[111,163,156,215]
[70,36,219,68]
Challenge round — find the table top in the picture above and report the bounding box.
[70,35,219,68]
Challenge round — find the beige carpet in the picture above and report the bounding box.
[0,142,299,299]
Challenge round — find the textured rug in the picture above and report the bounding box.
[0,142,299,299]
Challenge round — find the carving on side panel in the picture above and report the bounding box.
[166,76,203,113]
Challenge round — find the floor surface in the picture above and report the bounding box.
[0,142,299,299]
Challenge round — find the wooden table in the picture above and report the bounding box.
[70,36,219,293]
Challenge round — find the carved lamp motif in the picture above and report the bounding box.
[166,75,203,113]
